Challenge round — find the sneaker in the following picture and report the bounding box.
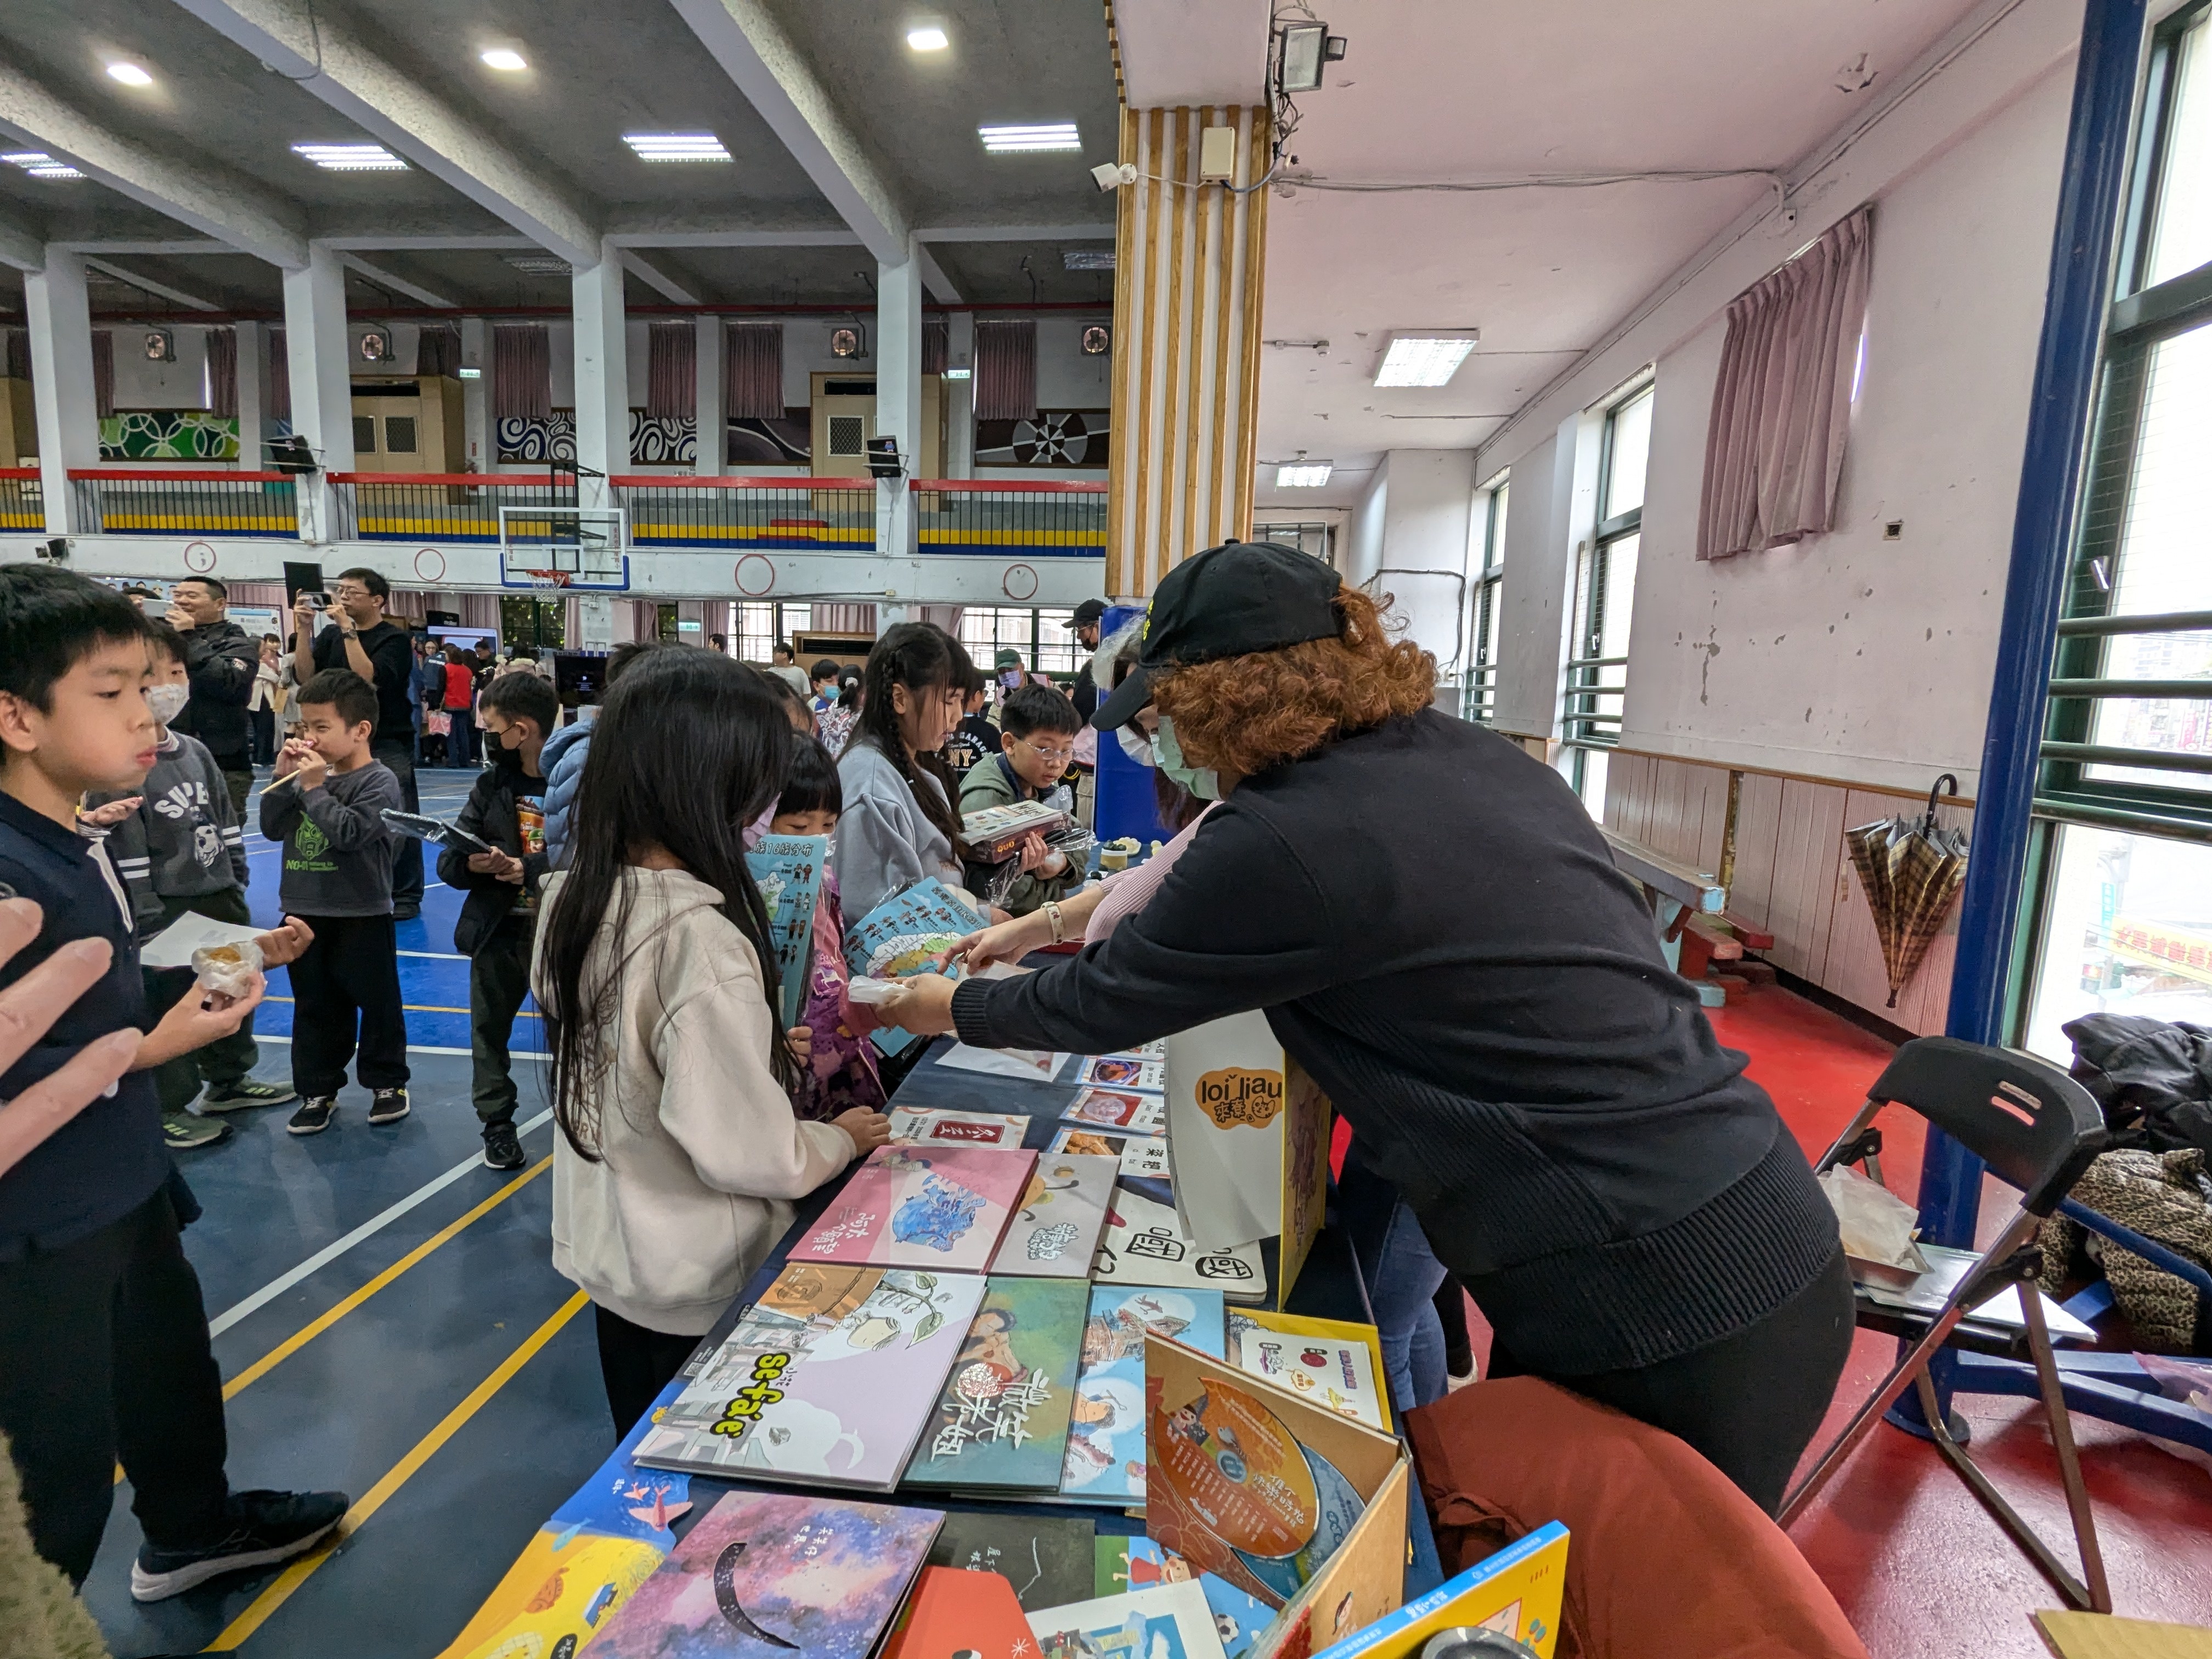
[481,1119,526,1170]
[131,1487,349,1602]
[368,1087,411,1125]
[287,1096,337,1135]
[162,1111,230,1150]
[199,1077,299,1113]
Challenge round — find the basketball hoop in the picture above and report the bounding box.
[522,568,573,589]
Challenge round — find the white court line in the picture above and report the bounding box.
[253,1035,551,1059]
[397,949,468,960]
[206,1104,554,1337]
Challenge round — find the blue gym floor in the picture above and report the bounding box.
[83,764,608,1659]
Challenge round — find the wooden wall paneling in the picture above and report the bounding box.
[1647,759,1688,864]
[1728,771,1787,933]
[1690,761,1731,873]
[1762,778,1846,979]
[1602,751,1651,839]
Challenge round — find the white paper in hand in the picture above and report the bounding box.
[141,912,267,970]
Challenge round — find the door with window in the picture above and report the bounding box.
[1566,385,1654,808]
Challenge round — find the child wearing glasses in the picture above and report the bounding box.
[957,681,1085,918]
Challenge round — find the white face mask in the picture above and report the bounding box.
[1115,726,1155,766]
[146,684,190,725]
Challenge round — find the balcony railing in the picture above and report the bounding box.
[0,469,43,533]
[611,476,876,552]
[330,472,577,543]
[68,469,297,537]
[911,478,1105,557]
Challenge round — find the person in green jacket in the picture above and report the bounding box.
[956,681,1087,917]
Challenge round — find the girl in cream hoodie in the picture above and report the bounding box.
[533,652,890,1435]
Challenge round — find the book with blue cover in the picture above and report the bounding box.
[843,877,982,1056]
[746,833,826,1029]
[1057,1284,1226,1506]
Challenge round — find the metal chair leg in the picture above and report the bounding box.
[2021,1278,2112,1612]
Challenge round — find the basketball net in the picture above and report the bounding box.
[522,569,573,589]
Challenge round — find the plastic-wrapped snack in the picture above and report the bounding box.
[191,939,263,1001]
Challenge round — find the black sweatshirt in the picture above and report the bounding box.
[952,710,1839,1375]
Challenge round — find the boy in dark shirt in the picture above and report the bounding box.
[261,669,408,1134]
[0,565,343,1597]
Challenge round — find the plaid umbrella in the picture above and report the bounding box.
[1846,774,1970,1008]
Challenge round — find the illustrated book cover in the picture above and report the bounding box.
[902,1275,1089,1491]
[632,1265,986,1490]
[935,1041,1070,1082]
[882,1565,1035,1659]
[1080,1055,1165,1093]
[746,833,826,1030]
[1096,1184,1267,1302]
[1050,1126,1172,1183]
[926,1512,1096,1611]
[590,1489,941,1659]
[1305,1522,1568,1659]
[1029,1581,1231,1659]
[1097,1534,1276,1659]
[792,1144,1037,1273]
[1104,1039,1167,1062]
[844,877,982,1056]
[889,1105,1031,1147]
[1063,1086,1167,1134]
[990,1152,1119,1278]
[1057,1285,1227,1506]
[1226,1310,1390,1431]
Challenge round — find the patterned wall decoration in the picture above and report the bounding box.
[727,407,812,467]
[99,410,241,461]
[975,409,1110,469]
[630,414,694,465]
[498,410,701,465]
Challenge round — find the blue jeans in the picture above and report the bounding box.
[1338,1150,1449,1415]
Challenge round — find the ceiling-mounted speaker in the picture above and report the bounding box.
[830,325,867,359]
[1081,325,1111,357]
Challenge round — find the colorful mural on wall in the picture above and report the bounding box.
[496,411,699,466]
[99,411,241,461]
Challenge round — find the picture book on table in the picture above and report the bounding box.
[632,1265,986,1490]
[792,1144,1037,1272]
[1105,1039,1167,1062]
[1064,1086,1167,1133]
[1051,1126,1173,1183]
[1080,1055,1166,1093]
[935,1041,1070,1081]
[927,1512,1096,1611]
[1227,1311,1390,1431]
[591,1489,941,1659]
[1097,1534,1276,1659]
[888,1105,1031,1147]
[990,1152,1119,1277]
[904,1276,1089,1491]
[1306,1522,1569,1659]
[1058,1285,1227,1505]
[844,877,983,1056]
[1030,1580,1232,1659]
[1096,1184,1267,1302]
[882,1565,1034,1659]
[1144,1337,1408,1624]
[746,833,826,1029]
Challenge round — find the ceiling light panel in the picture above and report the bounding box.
[1374,335,1477,388]
[623,132,732,162]
[980,123,1080,153]
[106,63,154,87]
[3,151,84,179]
[480,47,528,71]
[293,142,407,171]
[907,26,949,51]
[1276,463,1334,488]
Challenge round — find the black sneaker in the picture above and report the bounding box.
[482,1119,526,1170]
[287,1096,337,1135]
[199,1077,299,1113]
[130,1487,349,1602]
[368,1087,411,1125]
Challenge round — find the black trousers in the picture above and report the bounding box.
[449,706,476,768]
[1488,1246,1855,1516]
[287,913,409,1097]
[469,916,535,1126]
[372,737,424,909]
[595,1304,703,1440]
[250,704,276,766]
[0,1189,230,1585]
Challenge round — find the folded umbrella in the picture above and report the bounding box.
[1846,774,1970,1008]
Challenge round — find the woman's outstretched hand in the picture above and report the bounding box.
[875,972,960,1036]
[941,909,1053,974]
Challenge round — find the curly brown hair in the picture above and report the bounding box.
[1152,584,1437,778]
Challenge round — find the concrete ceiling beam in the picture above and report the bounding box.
[618,251,703,306]
[338,252,456,309]
[0,208,44,273]
[83,257,221,311]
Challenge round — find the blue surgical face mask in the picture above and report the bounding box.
[1153,715,1218,800]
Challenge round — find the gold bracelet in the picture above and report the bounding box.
[1045,901,1065,945]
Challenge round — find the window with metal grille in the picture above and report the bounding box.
[352,414,376,454]
[383,416,417,454]
[1465,475,1508,725]
[735,602,815,665]
[829,415,866,456]
[957,607,1082,677]
[1566,383,1654,810]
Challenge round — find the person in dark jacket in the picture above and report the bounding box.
[1068,596,1107,723]
[438,670,557,1170]
[882,541,1852,1515]
[165,577,260,823]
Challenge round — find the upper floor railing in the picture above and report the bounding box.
[911,478,1105,557]
[612,476,877,552]
[329,472,577,543]
[68,468,297,537]
[0,469,42,533]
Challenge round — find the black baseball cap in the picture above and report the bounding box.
[1092,539,1341,731]
[1071,598,1108,628]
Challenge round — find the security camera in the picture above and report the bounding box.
[1091,161,1138,192]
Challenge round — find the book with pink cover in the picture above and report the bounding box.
[793,1145,1038,1273]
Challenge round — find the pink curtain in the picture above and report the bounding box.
[813,603,878,635]
[973,319,1036,422]
[207,328,238,419]
[225,582,286,608]
[923,315,949,377]
[494,325,551,421]
[268,328,290,424]
[458,592,503,632]
[384,588,429,622]
[646,322,695,421]
[915,605,964,633]
[416,324,462,377]
[1697,207,1874,561]
[92,331,115,419]
[725,324,783,421]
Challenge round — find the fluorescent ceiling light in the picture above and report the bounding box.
[106,63,155,87]
[979,122,1080,153]
[480,47,528,71]
[1063,248,1114,271]
[504,255,572,275]
[1276,462,1334,488]
[1374,335,1477,388]
[3,151,84,179]
[292,142,408,171]
[906,26,949,51]
[623,132,731,162]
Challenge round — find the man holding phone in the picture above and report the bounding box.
[292,569,424,920]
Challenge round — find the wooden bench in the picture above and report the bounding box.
[1600,828,1732,1006]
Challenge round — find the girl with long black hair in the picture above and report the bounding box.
[830,622,974,920]
[533,649,889,1435]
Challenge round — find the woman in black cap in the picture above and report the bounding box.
[881,539,1851,1515]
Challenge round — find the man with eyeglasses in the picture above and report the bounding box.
[957,681,1085,918]
[292,568,425,920]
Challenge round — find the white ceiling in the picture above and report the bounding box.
[1242,0,1995,509]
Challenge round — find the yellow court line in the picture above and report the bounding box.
[206,1288,590,1654]
[221,1156,552,1400]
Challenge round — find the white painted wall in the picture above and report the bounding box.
[1344,450,1477,667]
[106,326,212,409]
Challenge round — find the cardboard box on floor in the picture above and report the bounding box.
[1164,1011,1331,1305]
[2034,1611,2212,1658]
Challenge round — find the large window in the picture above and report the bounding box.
[1566,383,1654,809]
[733,602,814,662]
[957,607,1082,678]
[2021,1,2212,1057]
[1464,475,1508,724]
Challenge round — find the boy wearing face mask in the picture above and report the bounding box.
[82,623,297,1149]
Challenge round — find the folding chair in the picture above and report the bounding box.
[1778,1036,2112,1612]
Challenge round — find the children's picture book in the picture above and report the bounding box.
[935,1041,1070,1081]
[888,1105,1032,1147]
[1104,1039,1167,1063]
[904,1276,1089,1491]
[747,832,826,1029]
[1058,1285,1227,1505]
[1226,1311,1390,1431]
[1050,1126,1172,1182]
[1064,1087,1167,1133]
[963,797,1072,862]
[844,877,982,1056]
[633,1265,986,1490]
[1096,1184,1268,1303]
[927,1512,1096,1611]
[990,1153,1119,1278]
[1096,1535,1275,1659]
[793,1144,1037,1273]
[1081,1055,1166,1093]
[1030,1581,1231,1659]
[882,1565,1034,1659]
[1305,1523,1569,1659]
[591,1489,941,1659]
